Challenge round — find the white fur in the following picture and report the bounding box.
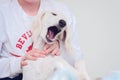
[22,11,90,80]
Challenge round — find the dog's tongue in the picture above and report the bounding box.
[47,30,54,40]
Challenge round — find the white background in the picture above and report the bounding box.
[0,0,120,79]
[57,0,120,79]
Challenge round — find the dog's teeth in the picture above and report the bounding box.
[47,34,49,38]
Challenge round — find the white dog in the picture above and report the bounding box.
[22,11,90,80]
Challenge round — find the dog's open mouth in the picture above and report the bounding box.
[46,26,61,42]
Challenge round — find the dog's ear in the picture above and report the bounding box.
[30,12,46,47]
[41,12,46,20]
[61,30,66,42]
[59,28,72,53]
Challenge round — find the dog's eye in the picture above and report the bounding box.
[51,12,57,16]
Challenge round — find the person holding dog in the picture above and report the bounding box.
[0,0,60,80]
[0,0,90,80]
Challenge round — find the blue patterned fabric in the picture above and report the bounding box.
[102,71,120,80]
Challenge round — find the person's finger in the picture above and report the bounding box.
[21,61,28,67]
[31,53,46,57]
[28,48,46,57]
[45,44,56,54]
[43,43,51,50]
[51,48,60,56]
[55,52,60,56]
[24,53,38,61]
[30,48,45,54]
[30,50,46,57]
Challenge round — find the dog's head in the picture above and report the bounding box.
[39,11,68,44]
[40,12,67,43]
[32,11,71,52]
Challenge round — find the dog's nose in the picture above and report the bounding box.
[59,19,66,28]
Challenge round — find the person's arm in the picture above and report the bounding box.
[0,12,22,78]
[0,44,46,78]
[59,6,90,79]
[0,57,22,78]
[69,12,90,80]
[0,44,22,78]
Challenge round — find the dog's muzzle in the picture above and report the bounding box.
[46,19,66,42]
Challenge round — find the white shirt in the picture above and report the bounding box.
[0,0,83,78]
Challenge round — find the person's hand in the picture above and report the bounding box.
[21,48,46,67]
[44,40,60,56]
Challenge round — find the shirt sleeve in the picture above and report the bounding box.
[0,56,22,78]
[69,12,84,61]
[0,11,22,78]
[59,7,84,66]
